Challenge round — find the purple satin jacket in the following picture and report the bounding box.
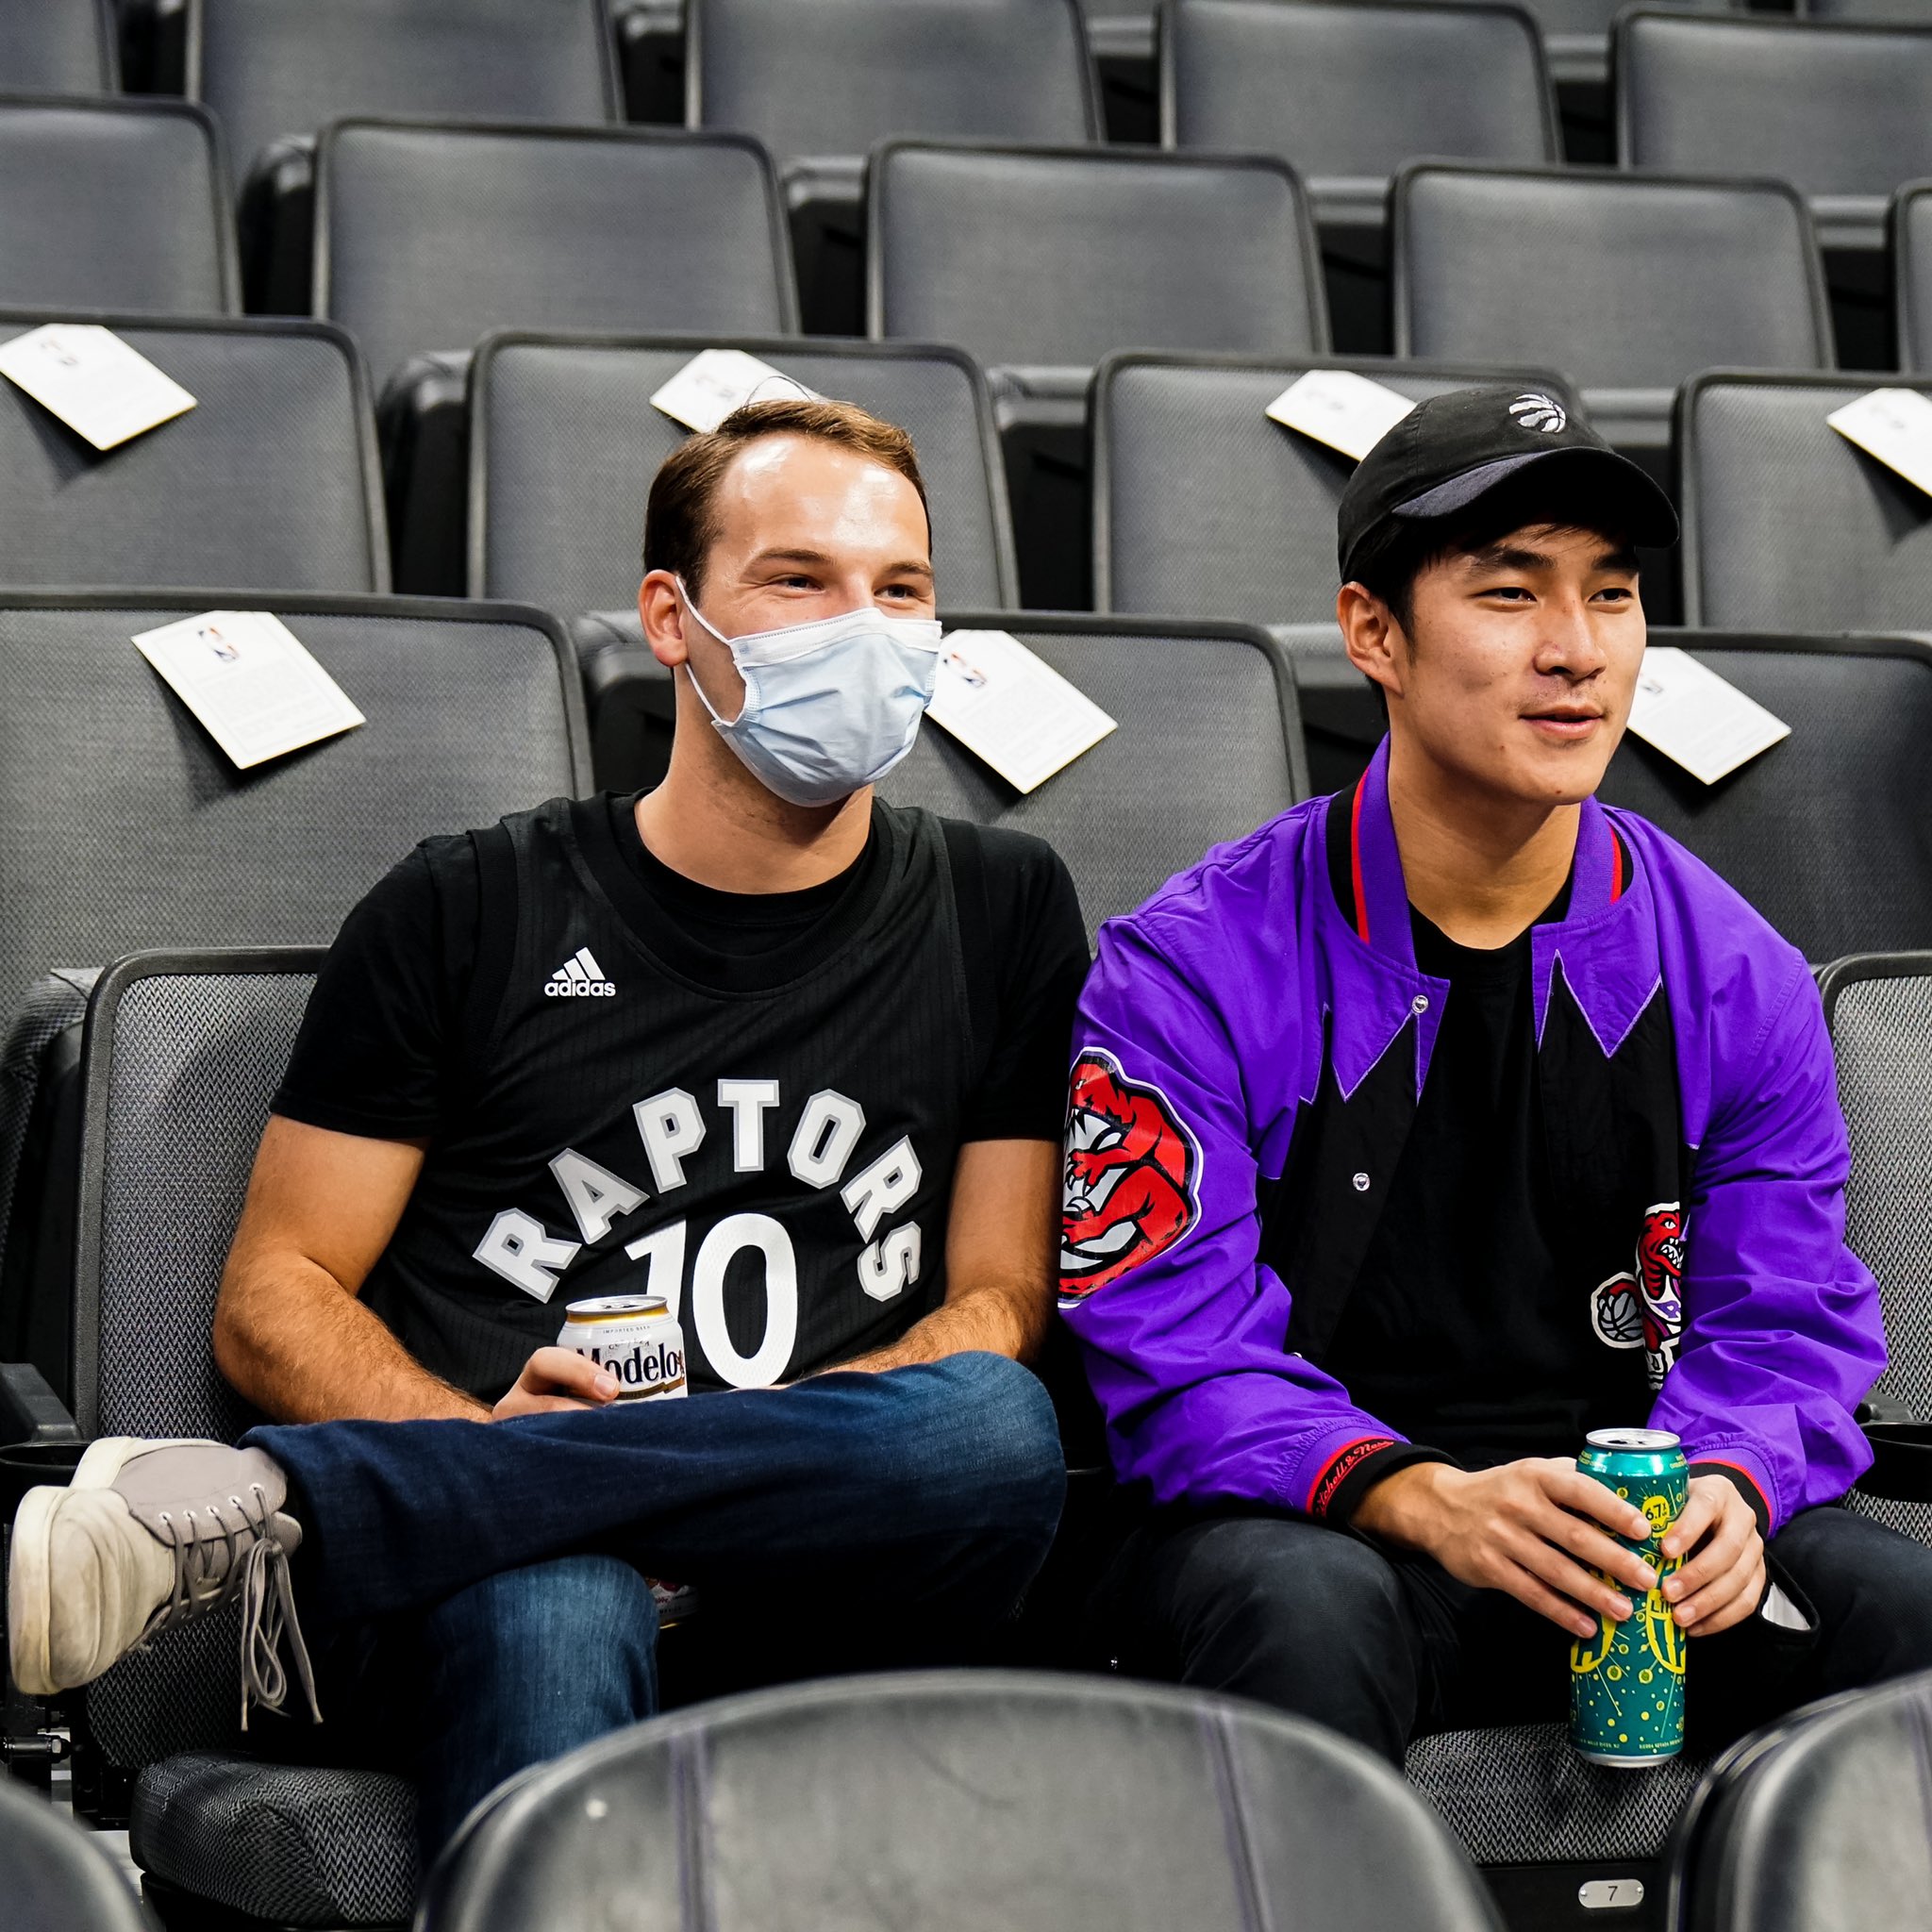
[1059,740,1886,1536]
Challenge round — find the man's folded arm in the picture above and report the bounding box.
[1652,964,1889,1537]
[1059,919,1441,1522]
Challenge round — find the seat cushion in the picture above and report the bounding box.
[130,1752,417,1926]
[1407,1723,1707,1861]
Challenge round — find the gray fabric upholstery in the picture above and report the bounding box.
[132,1751,417,1927]
[1164,0,1556,187]
[1092,352,1571,623]
[1827,962,1932,1547]
[190,0,619,185]
[868,143,1325,375]
[0,596,585,1023]
[420,1672,1504,1932]
[318,121,794,391]
[0,314,386,594]
[1596,635,1932,961]
[1393,165,1831,398]
[0,98,234,314]
[878,616,1302,939]
[1617,13,1932,249]
[1407,1722,1708,1863]
[0,1766,147,1932]
[1679,374,1932,631]
[1893,182,1932,373]
[1669,1670,1932,1932]
[472,333,1015,616]
[692,0,1098,171]
[0,0,114,92]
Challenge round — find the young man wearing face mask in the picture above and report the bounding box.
[1060,388,1932,1763]
[9,399,1085,1857]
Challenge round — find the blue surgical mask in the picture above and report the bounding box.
[676,579,942,808]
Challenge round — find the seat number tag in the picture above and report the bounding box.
[1578,1878,1646,1911]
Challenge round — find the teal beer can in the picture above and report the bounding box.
[1568,1427,1689,1765]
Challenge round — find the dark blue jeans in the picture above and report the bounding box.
[1094,1501,1932,1767]
[243,1354,1065,1856]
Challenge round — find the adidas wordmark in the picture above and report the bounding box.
[545,946,616,999]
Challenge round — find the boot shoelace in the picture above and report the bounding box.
[144,1484,322,1730]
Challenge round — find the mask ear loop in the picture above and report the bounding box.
[673,576,742,728]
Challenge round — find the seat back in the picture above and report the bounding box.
[472,332,1016,615]
[0,313,387,593]
[0,1763,151,1932]
[1393,165,1832,391]
[1822,955,1932,1546]
[868,143,1326,372]
[190,0,621,184]
[1809,0,1932,18]
[1163,0,1556,182]
[0,97,236,314]
[1679,373,1932,631]
[317,121,796,392]
[1596,633,1932,961]
[1666,1670,1932,1932]
[0,0,115,92]
[691,0,1100,170]
[1617,12,1932,206]
[419,1672,1504,1932]
[1092,351,1573,623]
[75,953,323,1768]
[1892,181,1932,371]
[879,614,1304,938]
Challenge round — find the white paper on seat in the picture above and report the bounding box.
[1265,369,1414,461]
[0,323,196,451]
[650,349,819,433]
[131,611,366,771]
[1625,646,1789,786]
[1827,387,1932,497]
[925,629,1116,793]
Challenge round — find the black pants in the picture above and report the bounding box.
[1091,1503,1932,1764]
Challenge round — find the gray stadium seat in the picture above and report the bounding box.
[417,1673,1504,1932]
[1083,0,1158,61]
[1596,633,1932,961]
[0,592,590,1400]
[1665,1670,1932,1932]
[0,96,237,315]
[691,0,1100,330]
[1891,181,1932,372]
[0,0,116,93]
[468,330,1017,788]
[1617,12,1932,253]
[0,312,387,594]
[1821,954,1932,1549]
[1807,0,1932,19]
[315,119,796,594]
[189,0,622,310]
[1393,163,1833,447]
[0,1767,149,1932]
[880,612,1306,938]
[1678,372,1932,632]
[1162,0,1557,229]
[1504,0,1736,89]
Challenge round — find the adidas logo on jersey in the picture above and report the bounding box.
[544,947,616,998]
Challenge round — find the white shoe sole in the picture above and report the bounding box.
[8,1437,208,1696]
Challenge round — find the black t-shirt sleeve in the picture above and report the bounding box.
[271,834,481,1141]
[952,824,1091,1142]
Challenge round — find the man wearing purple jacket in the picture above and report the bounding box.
[1061,386,1932,1760]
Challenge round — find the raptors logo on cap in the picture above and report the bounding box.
[1509,391,1567,433]
[1590,1203,1687,1390]
[1059,1049,1202,1301]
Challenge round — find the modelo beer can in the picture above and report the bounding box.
[558,1295,687,1401]
[1569,1427,1689,1766]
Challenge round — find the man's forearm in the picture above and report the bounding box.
[832,1278,1049,1374]
[214,1252,487,1424]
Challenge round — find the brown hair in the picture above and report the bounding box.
[642,396,929,595]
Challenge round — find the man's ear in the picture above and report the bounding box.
[1337,580,1408,702]
[638,570,689,669]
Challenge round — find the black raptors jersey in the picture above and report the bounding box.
[339,796,978,1397]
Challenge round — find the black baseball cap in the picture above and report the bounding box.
[1336,386,1677,583]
